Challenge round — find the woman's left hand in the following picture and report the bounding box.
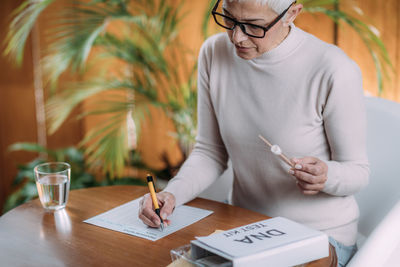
[289,157,328,195]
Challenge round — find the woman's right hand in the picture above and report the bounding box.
[138,191,176,228]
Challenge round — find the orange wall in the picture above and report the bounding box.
[0,1,84,214]
[338,0,400,101]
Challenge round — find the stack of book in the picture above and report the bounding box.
[190,217,329,267]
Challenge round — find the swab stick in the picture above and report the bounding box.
[258,134,294,168]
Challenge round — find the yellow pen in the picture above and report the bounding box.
[146,174,164,231]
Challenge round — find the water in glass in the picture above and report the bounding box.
[36,174,70,210]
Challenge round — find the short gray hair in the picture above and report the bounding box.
[226,0,294,14]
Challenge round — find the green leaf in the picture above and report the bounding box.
[46,81,112,133]
[8,142,47,153]
[79,112,129,178]
[3,0,55,65]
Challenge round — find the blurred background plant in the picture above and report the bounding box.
[4,0,197,181]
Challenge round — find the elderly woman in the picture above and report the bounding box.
[139,0,369,265]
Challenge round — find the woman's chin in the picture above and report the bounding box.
[235,48,257,60]
[236,51,256,60]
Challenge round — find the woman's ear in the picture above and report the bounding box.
[283,3,303,26]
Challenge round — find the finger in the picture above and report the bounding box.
[142,195,156,212]
[297,180,325,191]
[298,163,324,176]
[159,195,175,220]
[139,213,159,228]
[138,194,150,217]
[139,194,161,226]
[140,193,152,208]
[292,170,327,184]
[296,182,320,195]
[142,206,162,225]
[299,157,319,165]
[292,157,318,168]
[143,208,162,226]
[138,198,159,227]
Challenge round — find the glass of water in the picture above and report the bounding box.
[34,162,71,211]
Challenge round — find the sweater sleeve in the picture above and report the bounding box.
[321,58,370,196]
[163,39,229,206]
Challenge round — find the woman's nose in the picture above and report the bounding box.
[232,25,248,43]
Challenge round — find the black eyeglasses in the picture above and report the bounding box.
[212,0,296,38]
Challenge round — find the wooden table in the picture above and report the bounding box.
[0,185,336,266]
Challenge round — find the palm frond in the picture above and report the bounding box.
[96,33,168,75]
[78,98,151,178]
[202,0,218,39]
[4,0,56,65]
[80,112,128,178]
[46,73,164,135]
[299,0,339,8]
[43,3,117,88]
[46,81,113,133]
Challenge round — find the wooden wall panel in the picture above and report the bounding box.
[397,1,400,103]
[37,1,85,149]
[296,12,335,44]
[338,0,399,102]
[0,0,84,214]
[136,1,209,171]
[0,0,37,215]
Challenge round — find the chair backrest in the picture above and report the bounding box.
[355,97,400,241]
[348,200,400,267]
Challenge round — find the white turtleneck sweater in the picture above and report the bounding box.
[164,25,369,245]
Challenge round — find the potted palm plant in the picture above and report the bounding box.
[5,0,197,180]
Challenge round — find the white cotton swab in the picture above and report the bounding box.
[258,134,294,168]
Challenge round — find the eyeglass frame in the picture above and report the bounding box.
[211,0,296,38]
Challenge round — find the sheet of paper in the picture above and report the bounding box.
[84,198,213,241]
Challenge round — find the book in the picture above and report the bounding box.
[191,217,329,267]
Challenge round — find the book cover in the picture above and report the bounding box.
[191,217,329,267]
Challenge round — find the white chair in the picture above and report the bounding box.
[348,96,400,266]
[348,200,400,267]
